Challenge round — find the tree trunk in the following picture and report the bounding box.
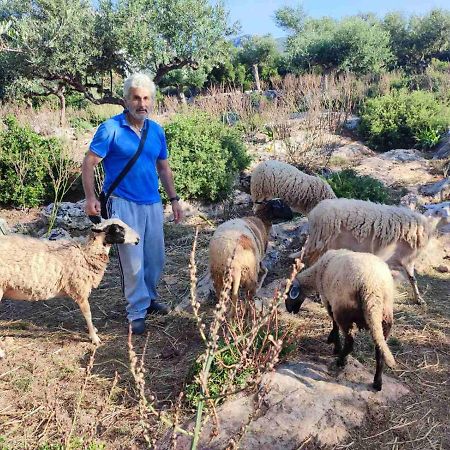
[177,91,187,105]
[252,64,261,91]
[56,87,66,126]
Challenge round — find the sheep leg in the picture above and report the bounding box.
[256,264,268,292]
[327,321,341,355]
[402,264,425,306]
[373,321,392,391]
[78,299,101,345]
[373,345,384,391]
[325,304,341,354]
[337,330,354,367]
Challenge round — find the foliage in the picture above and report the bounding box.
[0,0,236,105]
[185,329,296,409]
[382,9,450,72]
[359,90,450,150]
[326,169,395,204]
[164,111,251,202]
[0,115,69,207]
[279,13,392,75]
[236,34,280,88]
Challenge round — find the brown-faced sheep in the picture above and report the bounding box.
[209,199,293,301]
[286,249,396,391]
[250,160,336,215]
[0,219,139,351]
[303,198,449,305]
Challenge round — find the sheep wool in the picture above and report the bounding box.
[0,218,140,348]
[209,217,269,300]
[251,160,336,215]
[0,235,109,303]
[306,198,436,255]
[297,249,396,370]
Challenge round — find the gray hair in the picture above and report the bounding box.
[123,73,156,100]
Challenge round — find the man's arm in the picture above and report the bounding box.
[157,159,182,224]
[82,150,104,216]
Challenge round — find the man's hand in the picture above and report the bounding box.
[85,197,101,216]
[171,200,183,224]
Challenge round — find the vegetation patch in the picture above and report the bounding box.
[326,169,395,203]
[359,90,450,151]
[165,111,251,202]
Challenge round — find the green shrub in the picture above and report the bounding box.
[185,329,295,409]
[326,169,394,204]
[164,112,251,202]
[359,90,450,151]
[69,116,94,133]
[0,115,66,207]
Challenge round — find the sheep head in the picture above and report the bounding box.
[91,218,140,245]
[285,279,307,314]
[423,202,450,230]
[255,199,293,223]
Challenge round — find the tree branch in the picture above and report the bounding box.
[154,57,200,83]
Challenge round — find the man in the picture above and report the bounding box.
[82,73,182,335]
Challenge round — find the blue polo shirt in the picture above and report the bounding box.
[89,112,168,204]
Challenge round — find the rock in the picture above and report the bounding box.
[45,227,72,240]
[419,177,450,201]
[176,272,214,312]
[343,115,361,131]
[436,265,449,273]
[381,149,426,162]
[400,193,422,210]
[0,218,9,235]
[41,201,92,232]
[432,133,450,160]
[165,357,409,450]
[331,142,375,163]
[423,201,450,219]
[356,151,437,189]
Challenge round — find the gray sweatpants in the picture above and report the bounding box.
[107,196,165,321]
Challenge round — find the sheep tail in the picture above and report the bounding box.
[231,266,241,300]
[360,291,396,369]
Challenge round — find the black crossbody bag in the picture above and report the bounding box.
[91,123,149,223]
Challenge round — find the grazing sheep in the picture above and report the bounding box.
[304,198,449,305]
[209,199,293,301]
[286,249,396,391]
[0,219,139,349]
[250,160,336,215]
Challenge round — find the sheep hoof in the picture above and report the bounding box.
[333,346,342,355]
[336,357,346,368]
[91,335,101,346]
[372,381,382,391]
[416,296,427,307]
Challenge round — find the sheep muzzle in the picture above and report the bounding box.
[285,281,305,314]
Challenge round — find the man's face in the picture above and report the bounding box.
[124,87,152,121]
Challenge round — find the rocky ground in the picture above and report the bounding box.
[0,123,449,449]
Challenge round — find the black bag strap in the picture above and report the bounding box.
[104,121,149,201]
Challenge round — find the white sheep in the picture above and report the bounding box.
[286,249,396,391]
[250,160,336,215]
[303,198,449,305]
[0,218,139,351]
[209,199,293,301]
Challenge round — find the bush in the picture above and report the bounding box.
[359,90,450,151]
[164,112,251,202]
[0,115,66,207]
[185,328,295,409]
[326,169,394,204]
